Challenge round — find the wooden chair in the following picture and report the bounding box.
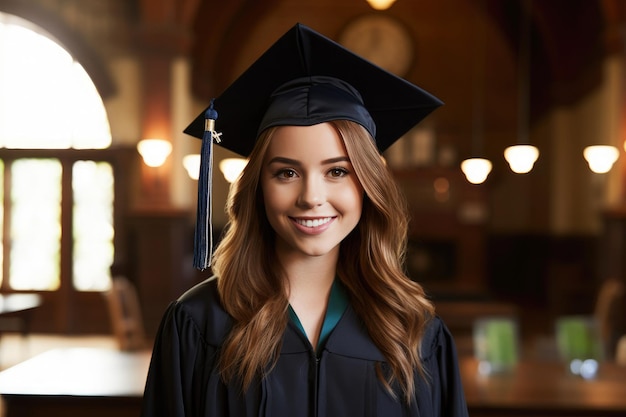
[616,335,626,365]
[104,276,147,351]
[593,278,624,359]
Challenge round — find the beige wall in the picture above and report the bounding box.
[545,55,623,235]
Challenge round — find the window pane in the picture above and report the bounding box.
[10,159,61,290]
[1,12,114,296]
[0,160,3,287]
[73,161,114,291]
[0,12,111,149]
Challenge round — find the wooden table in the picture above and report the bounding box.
[461,357,626,416]
[0,293,42,336]
[4,347,625,417]
[0,347,151,417]
[0,293,41,315]
[0,292,41,316]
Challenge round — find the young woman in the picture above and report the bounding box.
[141,24,468,417]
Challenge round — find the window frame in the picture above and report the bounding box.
[0,147,135,294]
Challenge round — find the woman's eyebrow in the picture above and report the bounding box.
[322,156,350,164]
[266,156,350,165]
[267,156,300,166]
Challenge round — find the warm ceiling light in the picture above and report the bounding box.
[504,145,539,174]
[366,0,396,10]
[182,154,201,180]
[583,145,619,174]
[219,158,248,183]
[461,158,492,184]
[506,3,538,176]
[137,139,172,167]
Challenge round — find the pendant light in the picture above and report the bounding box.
[462,158,492,184]
[183,154,201,180]
[137,138,172,168]
[504,0,539,174]
[366,0,396,10]
[583,145,619,174]
[183,155,249,182]
[461,0,492,184]
[219,158,248,183]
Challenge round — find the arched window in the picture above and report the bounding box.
[0,12,114,292]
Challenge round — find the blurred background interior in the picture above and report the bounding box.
[0,0,626,392]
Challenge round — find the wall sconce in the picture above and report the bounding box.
[137,139,172,167]
[461,158,492,185]
[583,145,619,174]
[219,158,248,183]
[182,154,201,180]
[366,0,396,10]
[504,145,539,174]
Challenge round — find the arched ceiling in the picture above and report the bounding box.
[136,0,625,160]
[0,0,117,98]
[3,0,622,160]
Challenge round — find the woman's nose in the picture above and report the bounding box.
[297,176,325,207]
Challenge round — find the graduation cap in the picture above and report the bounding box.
[185,23,443,270]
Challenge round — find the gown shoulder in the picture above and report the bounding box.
[167,276,233,346]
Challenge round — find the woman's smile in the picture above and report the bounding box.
[291,216,336,233]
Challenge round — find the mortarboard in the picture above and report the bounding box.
[185,23,443,270]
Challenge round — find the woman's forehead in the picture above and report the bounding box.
[264,124,349,162]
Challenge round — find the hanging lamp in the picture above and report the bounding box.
[504,0,539,174]
[583,145,619,174]
[461,0,492,185]
[366,0,396,10]
[137,138,172,168]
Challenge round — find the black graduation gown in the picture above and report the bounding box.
[141,277,469,417]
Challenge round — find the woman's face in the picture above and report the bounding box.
[261,122,364,260]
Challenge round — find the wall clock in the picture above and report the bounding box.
[338,15,414,77]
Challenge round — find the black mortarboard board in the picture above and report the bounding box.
[186,23,443,270]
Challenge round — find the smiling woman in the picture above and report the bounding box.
[142,23,467,417]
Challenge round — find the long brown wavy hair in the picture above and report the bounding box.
[211,120,434,402]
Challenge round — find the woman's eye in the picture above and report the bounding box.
[329,167,349,177]
[276,168,297,179]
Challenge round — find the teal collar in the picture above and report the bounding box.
[288,279,349,352]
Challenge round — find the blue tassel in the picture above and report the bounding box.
[193,100,220,270]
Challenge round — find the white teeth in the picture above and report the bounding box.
[296,217,331,227]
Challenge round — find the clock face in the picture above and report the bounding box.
[339,15,414,76]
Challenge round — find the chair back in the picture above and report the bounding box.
[616,335,626,365]
[594,278,624,356]
[104,276,147,351]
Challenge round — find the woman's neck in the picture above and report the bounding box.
[278,248,338,349]
[276,242,338,288]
